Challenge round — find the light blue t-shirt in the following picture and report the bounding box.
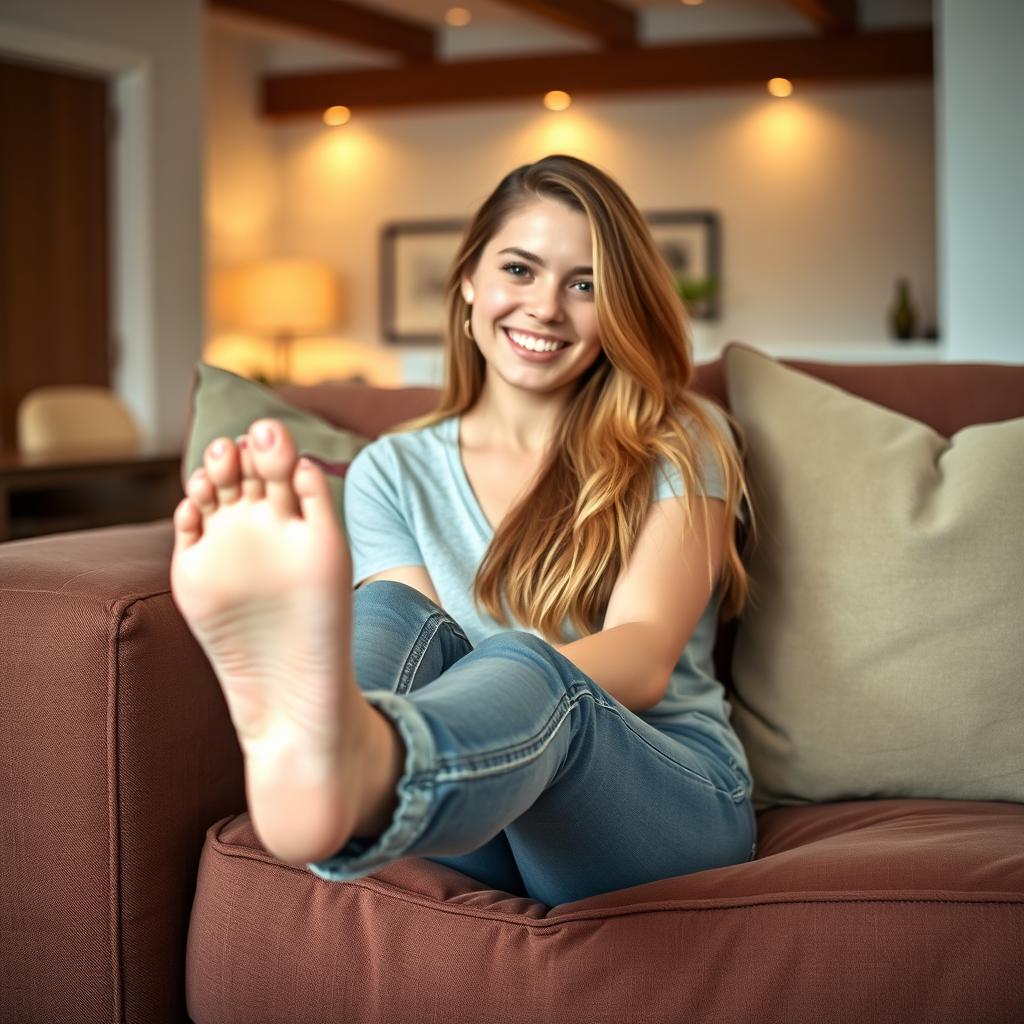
[343,398,750,778]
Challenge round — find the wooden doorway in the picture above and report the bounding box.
[0,57,111,451]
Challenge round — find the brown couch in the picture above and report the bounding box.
[2,355,1022,1024]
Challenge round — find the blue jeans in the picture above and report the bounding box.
[307,581,756,907]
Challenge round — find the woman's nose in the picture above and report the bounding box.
[525,281,564,323]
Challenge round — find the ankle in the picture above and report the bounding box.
[351,705,406,840]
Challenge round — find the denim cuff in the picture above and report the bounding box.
[306,689,436,882]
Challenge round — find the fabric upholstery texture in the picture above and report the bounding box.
[187,801,1024,1024]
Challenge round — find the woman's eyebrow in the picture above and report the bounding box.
[497,246,592,276]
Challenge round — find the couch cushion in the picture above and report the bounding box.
[723,342,1024,810]
[187,801,1024,1023]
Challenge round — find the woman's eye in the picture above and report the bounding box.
[502,262,530,277]
[573,280,594,295]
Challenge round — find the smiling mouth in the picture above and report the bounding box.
[503,327,571,353]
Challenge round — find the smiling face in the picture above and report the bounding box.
[460,197,605,400]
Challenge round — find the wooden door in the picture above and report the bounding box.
[0,57,111,451]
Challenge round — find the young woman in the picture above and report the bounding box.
[170,154,758,907]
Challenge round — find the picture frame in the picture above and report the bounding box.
[379,209,722,343]
[645,210,722,321]
[380,220,466,344]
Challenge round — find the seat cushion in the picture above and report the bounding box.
[187,800,1024,1024]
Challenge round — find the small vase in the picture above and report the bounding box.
[888,278,918,342]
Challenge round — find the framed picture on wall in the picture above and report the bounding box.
[645,210,722,321]
[380,220,467,344]
[380,209,722,343]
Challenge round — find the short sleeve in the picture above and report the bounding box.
[651,402,749,524]
[343,440,425,586]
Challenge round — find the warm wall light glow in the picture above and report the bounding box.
[203,333,404,387]
[680,0,705,6]
[323,105,351,126]
[768,77,794,98]
[532,111,590,154]
[746,100,810,165]
[445,7,472,27]
[544,90,572,112]
[303,122,376,180]
[232,260,339,336]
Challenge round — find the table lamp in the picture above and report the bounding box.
[232,259,339,383]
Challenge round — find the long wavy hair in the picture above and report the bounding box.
[390,154,757,643]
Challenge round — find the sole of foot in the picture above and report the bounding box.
[169,419,401,864]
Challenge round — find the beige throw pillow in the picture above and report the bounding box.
[723,342,1024,810]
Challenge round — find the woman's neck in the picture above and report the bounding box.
[461,381,568,456]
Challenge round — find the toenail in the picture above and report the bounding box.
[253,423,274,450]
[210,440,226,458]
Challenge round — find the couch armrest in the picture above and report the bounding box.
[0,521,244,1024]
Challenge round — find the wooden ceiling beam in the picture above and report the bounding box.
[262,28,932,117]
[782,0,858,34]
[207,0,435,63]
[497,0,636,49]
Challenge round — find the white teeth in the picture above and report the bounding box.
[506,329,567,353]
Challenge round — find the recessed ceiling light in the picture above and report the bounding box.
[323,105,351,126]
[543,90,572,111]
[445,7,472,27]
[767,78,794,98]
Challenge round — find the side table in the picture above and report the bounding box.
[0,448,184,543]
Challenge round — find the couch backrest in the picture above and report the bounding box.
[278,356,1024,441]
[275,354,1024,691]
[275,380,440,439]
[695,356,1024,437]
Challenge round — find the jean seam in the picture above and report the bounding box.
[613,707,746,799]
[396,612,444,695]
[423,689,580,782]
[578,682,748,801]
[396,611,471,695]
[408,682,740,803]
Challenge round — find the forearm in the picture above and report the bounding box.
[552,622,672,713]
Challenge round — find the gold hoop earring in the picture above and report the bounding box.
[463,313,475,340]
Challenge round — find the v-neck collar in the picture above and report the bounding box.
[445,415,494,538]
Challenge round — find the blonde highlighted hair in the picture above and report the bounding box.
[391,154,756,644]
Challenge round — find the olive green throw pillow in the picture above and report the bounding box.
[184,363,370,530]
[723,342,1024,811]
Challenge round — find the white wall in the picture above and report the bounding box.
[936,0,1024,363]
[0,0,203,447]
[205,22,280,267]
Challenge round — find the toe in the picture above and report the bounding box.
[204,437,242,505]
[186,467,217,518]
[173,496,203,550]
[293,456,340,533]
[248,419,300,518]
[235,435,265,502]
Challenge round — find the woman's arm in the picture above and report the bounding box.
[553,496,729,713]
[356,565,443,608]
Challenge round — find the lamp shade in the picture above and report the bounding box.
[232,259,339,336]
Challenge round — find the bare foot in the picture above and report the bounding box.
[170,419,404,864]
